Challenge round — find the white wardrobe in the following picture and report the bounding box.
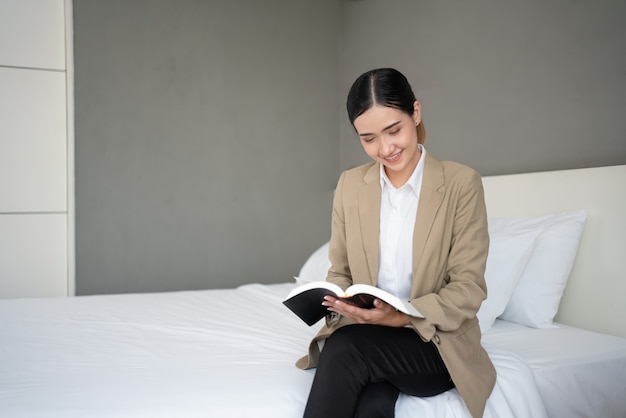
[0,0,74,298]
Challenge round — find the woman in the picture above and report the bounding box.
[297,68,496,418]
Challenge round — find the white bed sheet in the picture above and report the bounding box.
[483,319,626,418]
[1,282,547,417]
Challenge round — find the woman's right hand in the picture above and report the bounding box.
[323,296,411,327]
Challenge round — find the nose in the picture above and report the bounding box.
[379,136,395,157]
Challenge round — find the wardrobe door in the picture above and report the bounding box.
[0,0,72,298]
[0,67,67,213]
[0,215,68,298]
[0,0,66,69]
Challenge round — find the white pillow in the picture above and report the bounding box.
[476,229,540,333]
[491,210,587,328]
[296,242,331,284]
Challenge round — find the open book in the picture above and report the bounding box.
[283,281,423,326]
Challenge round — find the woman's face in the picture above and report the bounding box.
[353,101,422,186]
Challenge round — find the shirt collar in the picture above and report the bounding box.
[379,144,427,194]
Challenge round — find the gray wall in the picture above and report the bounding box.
[339,0,626,175]
[75,0,626,295]
[74,0,340,294]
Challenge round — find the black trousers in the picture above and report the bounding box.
[303,324,454,418]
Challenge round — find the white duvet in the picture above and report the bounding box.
[0,283,547,417]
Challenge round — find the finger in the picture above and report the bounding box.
[328,299,366,319]
[329,299,352,314]
[373,298,395,313]
[322,295,339,307]
[323,298,347,314]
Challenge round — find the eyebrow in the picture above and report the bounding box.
[358,121,402,137]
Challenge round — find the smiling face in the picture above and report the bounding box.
[353,101,422,187]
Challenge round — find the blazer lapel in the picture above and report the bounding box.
[357,163,381,285]
[412,154,445,280]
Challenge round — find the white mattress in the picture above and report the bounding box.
[483,319,626,418]
[0,282,622,417]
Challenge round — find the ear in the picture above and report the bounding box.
[412,101,422,125]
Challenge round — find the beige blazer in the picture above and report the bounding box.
[296,152,496,418]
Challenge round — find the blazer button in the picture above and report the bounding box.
[433,334,441,344]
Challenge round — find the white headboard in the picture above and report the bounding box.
[482,165,626,338]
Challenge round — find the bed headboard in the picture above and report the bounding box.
[481,165,626,338]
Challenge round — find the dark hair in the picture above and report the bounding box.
[346,68,426,143]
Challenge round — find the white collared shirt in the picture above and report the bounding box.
[377,144,426,301]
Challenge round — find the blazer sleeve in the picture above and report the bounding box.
[409,169,489,340]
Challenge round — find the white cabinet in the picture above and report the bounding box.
[0,215,68,298]
[0,0,66,70]
[0,0,73,298]
[0,68,67,212]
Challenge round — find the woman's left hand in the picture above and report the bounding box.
[322,296,411,327]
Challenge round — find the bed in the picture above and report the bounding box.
[1,165,625,417]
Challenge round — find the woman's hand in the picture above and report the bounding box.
[322,296,411,327]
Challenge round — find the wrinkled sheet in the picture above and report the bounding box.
[484,319,626,418]
[0,283,549,417]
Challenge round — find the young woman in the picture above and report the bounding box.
[297,68,496,418]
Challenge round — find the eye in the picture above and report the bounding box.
[389,128,400,135]
[362,137,376,143]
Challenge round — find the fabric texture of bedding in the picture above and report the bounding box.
[485,319,626,418]
[0,283,549,418]
[476,228,540,332]
[489,210,587,328]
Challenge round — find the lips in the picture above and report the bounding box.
[383,150,402,164]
